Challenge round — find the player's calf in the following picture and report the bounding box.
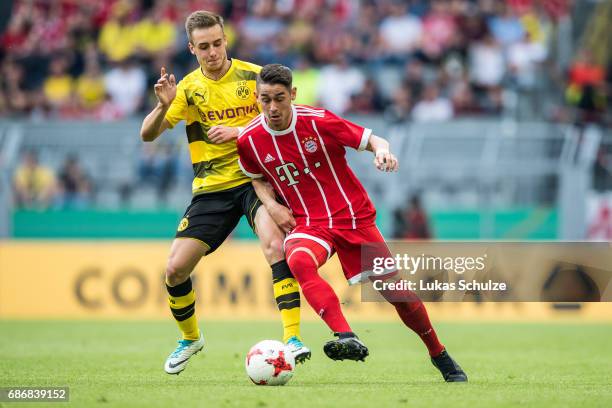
[286,241,353,334]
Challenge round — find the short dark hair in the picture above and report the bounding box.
[257,64,293,90]
[185,10,224,43]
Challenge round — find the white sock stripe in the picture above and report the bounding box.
[287,247,320,267]
[284,232,332,260]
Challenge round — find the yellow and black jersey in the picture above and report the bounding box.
[165,58,261,195]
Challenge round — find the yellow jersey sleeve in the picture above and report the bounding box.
[165,80,188,128]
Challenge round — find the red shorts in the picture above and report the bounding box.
[283,225,396,285]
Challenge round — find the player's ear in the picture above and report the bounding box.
[291,87,297,101]
[188,41,195,55]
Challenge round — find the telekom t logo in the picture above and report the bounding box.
[275,161,321,186]
[275,163,300,186]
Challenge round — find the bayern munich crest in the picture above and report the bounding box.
[303,136,318,153]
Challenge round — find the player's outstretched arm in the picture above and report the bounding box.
[366,134,399,172]
[140,67,175,142]
[252,179,296,234]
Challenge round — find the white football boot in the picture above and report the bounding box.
[285,336,312,364]
[164,334,204,374]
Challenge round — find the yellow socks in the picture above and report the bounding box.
[166,277,200,341]
[272,260,301,342]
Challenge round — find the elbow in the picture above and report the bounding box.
[140,129,155,142]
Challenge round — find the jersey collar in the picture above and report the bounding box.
[260,105,297,136]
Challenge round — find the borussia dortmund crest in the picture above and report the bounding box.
[177,217,189,232]
[236,85,251,99]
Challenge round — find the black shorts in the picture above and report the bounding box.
[175,182,262,254]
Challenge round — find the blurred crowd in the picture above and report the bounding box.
[13,149,93,209]
[1,0,607,123]
[12,143,184,210]
[392,194,432,239]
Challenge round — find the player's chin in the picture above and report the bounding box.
[206,59,222,69]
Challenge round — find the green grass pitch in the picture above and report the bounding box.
[1,321,611,407]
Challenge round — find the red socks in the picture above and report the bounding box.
[392,300,445,357]
[286,239,444,357]
[286,245,352,333]
[375,283,444,356]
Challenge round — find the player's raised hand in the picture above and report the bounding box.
[209,126,239,144]
[153,67,176,107]
[374,150,399,172]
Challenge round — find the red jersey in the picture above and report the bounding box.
[237,105,376,229]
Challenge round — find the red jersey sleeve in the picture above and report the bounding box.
[317,109,372,151]
[237,135,264,179]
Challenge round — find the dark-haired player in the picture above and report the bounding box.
[236,64,467,382]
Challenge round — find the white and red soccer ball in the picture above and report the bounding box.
[245,340,295,386]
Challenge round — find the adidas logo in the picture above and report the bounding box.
[264,153,276,163]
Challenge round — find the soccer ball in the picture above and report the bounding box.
[245,340,295,386]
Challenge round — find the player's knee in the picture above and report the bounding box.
[165,257,192,286]
[262,237,284,264]
[286,248,318,278]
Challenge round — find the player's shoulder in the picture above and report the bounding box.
[176,67,202,88]
[295,105,326,114]
[294,105,334,123]
[232,59,262,76]
[237,114,265,142]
